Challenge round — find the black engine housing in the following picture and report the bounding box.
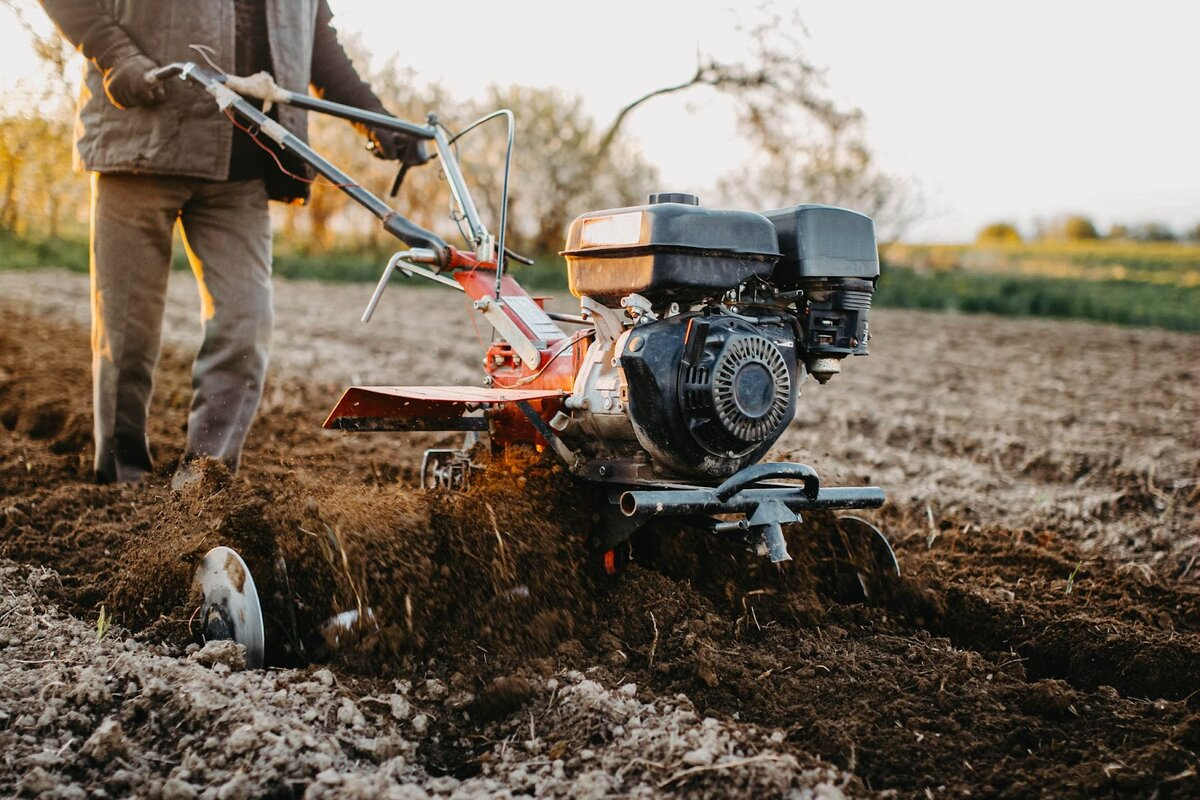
[621,312,799,478]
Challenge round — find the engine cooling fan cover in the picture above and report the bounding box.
[682,332,792,455]
[712,335,792,446]
[621,313,800,478]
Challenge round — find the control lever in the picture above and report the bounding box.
[362,248,437,323]
[504,246,535,266]
[389,163,411,198]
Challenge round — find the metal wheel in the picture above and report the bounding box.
[193,546,265,668]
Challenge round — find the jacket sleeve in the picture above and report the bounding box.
[309,0,388,114]
[37,0,145,71]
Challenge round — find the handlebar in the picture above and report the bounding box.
[148,62,451,263]
[149,63,536,294]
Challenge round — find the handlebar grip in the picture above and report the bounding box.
[382,214,448,267]
[146,65,183,85]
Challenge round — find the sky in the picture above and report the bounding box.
[3,0,1197,242]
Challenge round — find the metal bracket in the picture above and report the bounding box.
[474,296,542,369]
[747,499,802,562]
[515,400,582,472]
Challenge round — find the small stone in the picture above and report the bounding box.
[618,683,638,697]
[82,718,128,762]
[410,713,429,736]
[224,724,260,756]
[18,767,57,795]
[314,669,335,687]
[36,706,59,729]
[54,784,87,800]
[316,769,343,786]
[336,698,364,727]
[217,773,252,800]
[161,778,198,800]
[25,749,62,769]
[389,694,412,720]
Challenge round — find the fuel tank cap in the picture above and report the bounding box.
[647,192,699,206]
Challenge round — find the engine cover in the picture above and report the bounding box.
[620,313,799,478]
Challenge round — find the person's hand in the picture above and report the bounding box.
[366,127,431,167]
[103,54,166,110]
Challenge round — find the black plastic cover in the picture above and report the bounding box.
[563,199,780,302]
[763,205,879,285]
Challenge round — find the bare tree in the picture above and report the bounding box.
[593,2,922,240]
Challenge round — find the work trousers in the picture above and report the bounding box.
[90,172,273,483]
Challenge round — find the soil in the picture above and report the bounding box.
[1,268,1198,798]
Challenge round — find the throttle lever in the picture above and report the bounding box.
[389,163,411,198]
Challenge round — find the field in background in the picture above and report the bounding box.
[3,232,1198,331]
[881,240,1200,331]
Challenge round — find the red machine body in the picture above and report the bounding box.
[323,252,585,454]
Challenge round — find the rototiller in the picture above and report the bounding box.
[150,62,899,667]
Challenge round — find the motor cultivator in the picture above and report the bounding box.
[151,62,899,667]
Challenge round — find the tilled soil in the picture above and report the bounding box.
[1,269,1198,798]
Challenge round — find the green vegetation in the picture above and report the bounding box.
[96,604,111,641]
[875,264,1200,332]
[879,240,1199,332]
[0,229,88,269]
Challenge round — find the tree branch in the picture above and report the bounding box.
[594,67,703,162]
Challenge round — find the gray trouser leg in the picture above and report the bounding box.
[91,172,188,483]
[177,179,273,470]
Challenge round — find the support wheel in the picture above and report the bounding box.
[193,546,265,668]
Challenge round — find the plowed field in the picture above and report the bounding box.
[1,269,1197,798]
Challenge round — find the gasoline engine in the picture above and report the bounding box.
[557,193,877,481]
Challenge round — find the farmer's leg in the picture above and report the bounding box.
[90,172,188,483]
[177,178,273,470]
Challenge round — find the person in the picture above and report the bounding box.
[37,0,427,485]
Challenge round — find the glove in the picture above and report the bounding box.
[366,127,431,167]
[103,53,166,110]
